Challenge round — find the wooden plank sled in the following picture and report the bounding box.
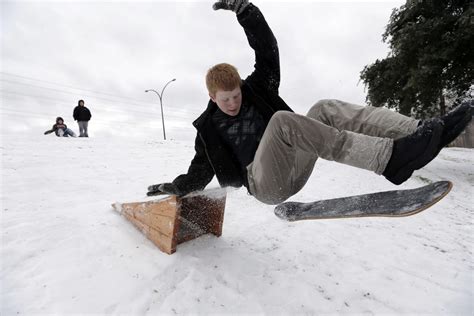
[112,188,226,254]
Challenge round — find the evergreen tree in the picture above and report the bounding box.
[360,0,473,118]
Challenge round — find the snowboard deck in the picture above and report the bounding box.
[274,181,452,221]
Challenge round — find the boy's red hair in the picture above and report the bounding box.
[206,63,241,96]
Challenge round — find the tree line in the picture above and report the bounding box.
[360,0,472,118]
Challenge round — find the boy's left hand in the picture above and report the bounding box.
[213,0,249,14]
[147,182,182,196]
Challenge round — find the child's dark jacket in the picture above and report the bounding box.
[44,123,68,136]
[172,4,293,195]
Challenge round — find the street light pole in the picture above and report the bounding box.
[145,78,176,140]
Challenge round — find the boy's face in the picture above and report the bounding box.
[210,86,242,116]
[79,101,84,106]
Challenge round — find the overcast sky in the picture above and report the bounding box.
[1,0,405,136]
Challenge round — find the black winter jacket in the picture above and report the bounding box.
[172,4,293,195]
[73,104,92,121]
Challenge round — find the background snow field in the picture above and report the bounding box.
[1,133,472,314]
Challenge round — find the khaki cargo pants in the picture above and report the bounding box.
[246,99,419,204]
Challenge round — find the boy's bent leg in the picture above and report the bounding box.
[66,128,76,137]
[247,134,318,205]
[247,111,393,204]
[307,99,419,139]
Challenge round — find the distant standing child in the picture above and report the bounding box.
[44,117,76,137]
[73,99,92,137]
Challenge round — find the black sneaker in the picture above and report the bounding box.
[441,100,471,130]
[439,102,472,148]
[421,101,472,154]
[383,119,443,185]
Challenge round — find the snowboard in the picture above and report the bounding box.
[274,181,452,221]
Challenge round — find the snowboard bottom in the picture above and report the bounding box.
[274,181,452,221]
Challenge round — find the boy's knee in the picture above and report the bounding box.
[269,110,294,127]
[307,99,343,120]
[308,99,338,111]
[273,110,293,120]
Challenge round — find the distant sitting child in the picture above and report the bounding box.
[44,117,76,137]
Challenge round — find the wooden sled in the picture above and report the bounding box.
[112,188,226,254]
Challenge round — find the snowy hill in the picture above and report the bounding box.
[1,128,473,315]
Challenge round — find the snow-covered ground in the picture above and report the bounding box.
[1,127,473,314]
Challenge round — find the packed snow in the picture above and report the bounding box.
[1,120,472,314]
[2,0,472,313]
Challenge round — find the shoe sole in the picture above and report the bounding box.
[441,110,472,148]
[443,102,471,127]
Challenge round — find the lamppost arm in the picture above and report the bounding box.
[145,89,160,99]
[145,79,176,140]
[160,78,176,102]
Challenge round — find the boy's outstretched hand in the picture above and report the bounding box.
[212,0,249,14]
[147,183,182,196]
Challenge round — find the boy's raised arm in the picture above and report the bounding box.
[213,0,280,92]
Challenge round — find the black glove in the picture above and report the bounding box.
[147,182,182,196]
[213,0,249,15]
